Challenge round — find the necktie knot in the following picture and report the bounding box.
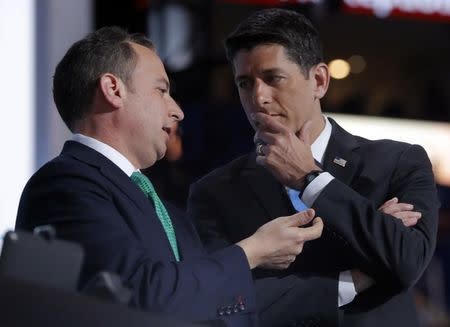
[130,171,156,199]
[130,171,180,261]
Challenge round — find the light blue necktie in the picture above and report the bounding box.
[287,188,308,212]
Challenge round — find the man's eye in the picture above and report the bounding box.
[266,75,283,84]
[157,87,168,94]
[237,80,250,89]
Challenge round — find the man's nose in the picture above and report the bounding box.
[252,79,272,108]
[169,97,184,122]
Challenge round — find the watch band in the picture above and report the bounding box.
[301,170,322,193]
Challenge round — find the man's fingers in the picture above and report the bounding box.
[254,131,278,148]
[271,263,291,270]
[409,211,422,219]
[401,218,419,227]
[252,112,287,133]
[378,197,398,210]
[393,211,422,219]
[298,217,323,241]
[394,203,414,211]
[287,209,315,227]
[255,154,267,167]
[380,202,413,215]
[272,255,297,263]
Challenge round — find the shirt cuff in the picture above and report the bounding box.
[338,270,357,307]
[301,172,334,207]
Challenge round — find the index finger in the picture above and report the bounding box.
[252,112,288,134]
[298,217,323,241]
[287,209,315,227]
[378,197,398,210]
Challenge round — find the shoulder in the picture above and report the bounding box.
[330,119,430,167]
[356,136,413,151]
[331,118,413,151]
[355,137,428,161]
[20,152,115,214]
[27,154,102,190]
[333,120,421,155]
[191,153,252,190]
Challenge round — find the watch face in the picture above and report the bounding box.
[302,170,322,193]
[306,171,321,184]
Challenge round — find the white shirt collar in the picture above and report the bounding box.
[311,116,332,165]
[72,134,136,177]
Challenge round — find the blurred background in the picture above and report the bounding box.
[0,0,449,325]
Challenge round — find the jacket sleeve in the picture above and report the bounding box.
[315,144,440,290]
[188,175,341,327]
[255,274,339,327]
[15,171,256,324]
[187,181,234,252]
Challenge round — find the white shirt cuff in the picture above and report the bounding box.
[338,270,357,307]
[301,172,334,207]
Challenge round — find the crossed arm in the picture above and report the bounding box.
[250,113,439,290]
[351,197,424,292]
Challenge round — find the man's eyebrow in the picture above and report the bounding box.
[261,68,285,75]
[234,74,248,83]
[156,77,170,91]
[235,68,285,82]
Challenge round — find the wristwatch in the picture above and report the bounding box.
[302,170,322,193]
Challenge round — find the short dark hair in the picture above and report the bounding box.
[53,26,154,131]
[224,8,323,77]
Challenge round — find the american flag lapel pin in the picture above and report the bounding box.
[333,157,347,167]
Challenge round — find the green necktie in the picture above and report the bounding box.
[130,171,180,261]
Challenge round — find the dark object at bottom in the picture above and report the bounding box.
[0,277,208,327]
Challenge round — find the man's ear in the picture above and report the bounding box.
[311,63,330,100]
[98,73,126,109]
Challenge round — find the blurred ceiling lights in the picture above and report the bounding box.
[329,55,367,80]
[344,0,450,19]
[348,55,366,74]
[329,59,351,79]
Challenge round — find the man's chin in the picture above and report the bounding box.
[156,147,167,161]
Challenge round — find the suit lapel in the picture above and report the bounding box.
[61,141,178,261]
[61,141,155,219]
[322,118,361,186]
[241,154,295,221]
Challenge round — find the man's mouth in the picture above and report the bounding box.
[253,113,283,128]
[162,127,171,135]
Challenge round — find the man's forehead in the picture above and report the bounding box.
[234,44,290,65]
[131,42,169,78]
[233,45,293,75]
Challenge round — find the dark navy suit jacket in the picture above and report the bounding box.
[16,141,257,326]
[188,119,440,327]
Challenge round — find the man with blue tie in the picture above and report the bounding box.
[188,8,440,327]
[15,26,327,326]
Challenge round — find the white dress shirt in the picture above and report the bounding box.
[285,116,357,307]
[72,134,136,176]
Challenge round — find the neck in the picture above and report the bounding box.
[75,121,144,170]
[310,115,326,144]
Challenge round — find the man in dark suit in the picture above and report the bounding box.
[188,8,440,327]
[15,26,327,326]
